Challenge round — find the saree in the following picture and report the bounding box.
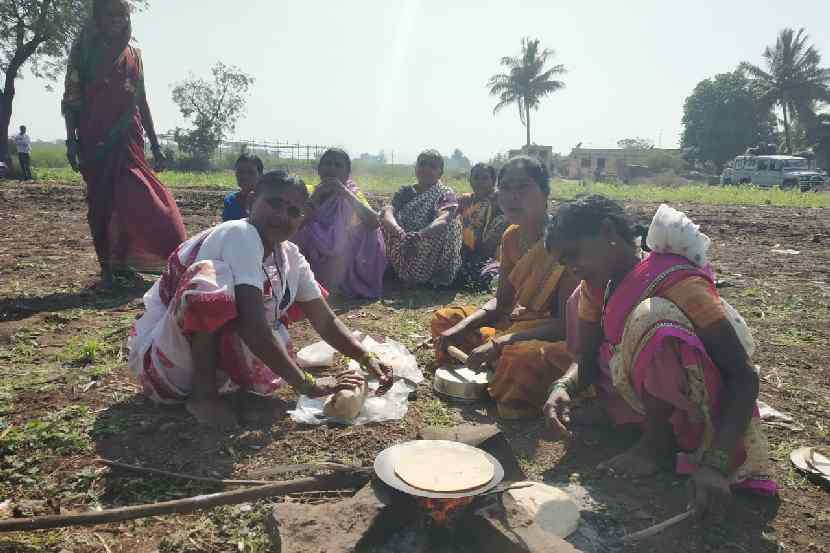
[573,205,774,492]
[455,193,507,291]
[382,182,462,286]
[62,34,185,272]
[127,223,321,403]
[431,225,572,418]
[293,179,386,299]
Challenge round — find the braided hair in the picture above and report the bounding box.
[546,195,649,252]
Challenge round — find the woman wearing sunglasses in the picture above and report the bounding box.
[128,170,393,428]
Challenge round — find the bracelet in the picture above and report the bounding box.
[548,377,577,398]
[700,448,731,476]
[294,371,317,396]
[356,351,378,368]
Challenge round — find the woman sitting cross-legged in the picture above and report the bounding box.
[222,153,263,222]
[431,156,577,419]
[380,149,462,287]
[293,148,386,299]
[543,196,775,519]
[454,162,507,291]
[127,170,392,428]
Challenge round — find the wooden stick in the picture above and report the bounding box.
[95,532,113,553]
[0,473,367,533]
[413,337,433,351]
[446,345,469,364]
[619,509,694,543]
[98,459,272,487]
[245,462,367,479]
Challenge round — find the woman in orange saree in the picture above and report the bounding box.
[62,0,185,284]
[431,156,576,419]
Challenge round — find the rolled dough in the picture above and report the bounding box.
[394,447,494,492]
[322,373,368,420]
[504,481,580,538]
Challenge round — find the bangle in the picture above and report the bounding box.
[294,371,317,396]
[548,377,577,398]
[701,448,731,476]
[356,351,377,368]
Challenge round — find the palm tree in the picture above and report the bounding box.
[740,28,830,153]
[488,38,566,148]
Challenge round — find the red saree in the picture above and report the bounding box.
[67,41,185,272]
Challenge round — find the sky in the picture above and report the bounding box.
[9,0,830,163]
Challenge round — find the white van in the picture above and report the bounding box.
[731,155,827,191]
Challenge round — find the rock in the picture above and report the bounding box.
[267,480,412,553]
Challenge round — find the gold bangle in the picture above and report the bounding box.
[357,351,377,368]
[295,371,316,395]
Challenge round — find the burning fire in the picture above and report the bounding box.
[415,496,474,527]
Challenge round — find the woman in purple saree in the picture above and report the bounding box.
[543,196,775,520]
[293,149,385,299]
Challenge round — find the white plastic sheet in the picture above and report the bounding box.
[289,335,422,425]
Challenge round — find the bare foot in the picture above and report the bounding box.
[598,437,663,476]
[185,397,239,430]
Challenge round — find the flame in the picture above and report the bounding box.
[416,496,474,527]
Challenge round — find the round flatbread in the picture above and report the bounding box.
[394,446,495,492]
[505,482,580,538]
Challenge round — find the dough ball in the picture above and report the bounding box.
[322,373,368,420]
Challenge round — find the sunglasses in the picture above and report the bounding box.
[263,196,304,218]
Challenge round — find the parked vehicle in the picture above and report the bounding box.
[730,155,827,191]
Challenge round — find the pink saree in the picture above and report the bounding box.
[568,252,775,494]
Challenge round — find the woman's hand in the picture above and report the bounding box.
[543,386,572,438]
[364,356,394,395]
[403,232,421,259]
[66,141,81,172]
[691,466,732,522]
[434,325,466,357]
[466,340,499,372]
[306,371,365,398]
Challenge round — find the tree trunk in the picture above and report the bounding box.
[0,90,13,166]
[782,103,792,154]
[525,103,531,147]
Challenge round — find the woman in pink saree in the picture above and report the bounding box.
[62,0,185,284]
[293,149,386,299]
[543,196,775,520]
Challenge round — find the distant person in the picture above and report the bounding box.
[61,0,186,285]
[14,125,32,181]
[380,149,462,286]
[222,153,263,221]
[454,163,507,291]
[293,148,386,299]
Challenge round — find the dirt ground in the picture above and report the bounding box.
[0,182,828,553]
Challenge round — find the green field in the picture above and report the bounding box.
[30,166,830,208]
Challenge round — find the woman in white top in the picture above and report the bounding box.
[128,170,392,427]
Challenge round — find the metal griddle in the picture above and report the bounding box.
[373,439,505,499]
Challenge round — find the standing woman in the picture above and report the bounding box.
[380,149,462,286]
[62,0,186,284]
[293,148,386,299]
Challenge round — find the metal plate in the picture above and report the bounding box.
[432,365,492,401]
[374,440,504,499]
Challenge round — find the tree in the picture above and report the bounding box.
[488,38,566,147]
[171,62,254,169]
[740,28,830,154]
[616,137,654,150]
[0,1,148,164]
[447,148,471,172]
[681,70,777,172]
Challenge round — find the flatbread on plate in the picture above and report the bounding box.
[394,446,494,492]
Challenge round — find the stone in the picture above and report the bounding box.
[267,480,412,553]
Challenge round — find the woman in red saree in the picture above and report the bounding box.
[62,0,185,283]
